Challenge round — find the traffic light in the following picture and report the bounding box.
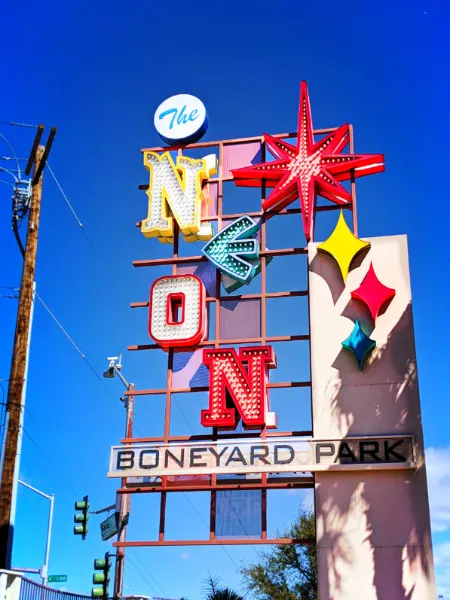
[74,495,89,540]
[92,552,112,599]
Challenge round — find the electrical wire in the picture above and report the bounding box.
[0,179,15,189]
[34,291,117,401]
[46,163,92,246]
[135,556,167,597]
[169,406,244,570]
[126,352,242,569]
[1,284,143,485]
[0,133,21,179]
[21,427,83,498]
[146,350,195,434]
[0,166,18,181]
[0,120,40,128]
[164,378,262,560]
[181,492,239,571]
[126,555,161,597]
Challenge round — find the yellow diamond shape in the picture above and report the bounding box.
[318,211,370,281]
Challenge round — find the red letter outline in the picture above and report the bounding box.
[149,274,207,349]
[201,346,277,429]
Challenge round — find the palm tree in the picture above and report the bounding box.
[203,573,244,600]
[208,591,244,600]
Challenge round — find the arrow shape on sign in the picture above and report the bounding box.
[202,216,260,284]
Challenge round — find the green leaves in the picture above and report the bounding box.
[241,507,317,600]
[203,573,244,600]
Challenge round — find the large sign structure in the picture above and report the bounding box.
[109,82,436,599]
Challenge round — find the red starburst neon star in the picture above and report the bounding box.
[231,81,385,241]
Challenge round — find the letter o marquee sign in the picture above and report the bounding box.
[149,274,207,349]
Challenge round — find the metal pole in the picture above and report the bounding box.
[112,366,131,391]
[0,147,45,568]
[16,480,54,586]
[113,384,134,600]
[42,494,54,587]
[8,282,36,561]
[18,480,51,500]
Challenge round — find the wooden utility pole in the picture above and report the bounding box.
[0,146,45,568]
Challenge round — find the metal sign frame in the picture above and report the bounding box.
[114,126,359,549]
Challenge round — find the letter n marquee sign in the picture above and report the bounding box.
[108,84,435,600]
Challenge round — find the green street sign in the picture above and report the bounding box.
[100,513,119,541]
[48,575,67,583]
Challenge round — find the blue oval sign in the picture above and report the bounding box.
[154,94,208,145]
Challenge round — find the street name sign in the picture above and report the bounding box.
[48,575,67,583]
[100,512,119,541]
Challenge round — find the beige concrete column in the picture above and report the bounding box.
[309,234,436,600]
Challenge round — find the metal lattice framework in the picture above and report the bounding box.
[114,126,358,548]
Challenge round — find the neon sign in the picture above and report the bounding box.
[148,275,207,349]
[201,346,277,429]
[141,152,216,244]
[232,81,385,242]
[154,93,208,145]
[202,215,260,288]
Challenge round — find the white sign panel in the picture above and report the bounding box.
[154,94,207,145]
[108,435,415,478]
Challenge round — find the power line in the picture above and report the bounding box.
[46,163,92,246]
[136,355,243,568]
[1,378,82,498]
[164,380,261,560]
[0,120,39,128]
[21,427,82,498]
[35,291,86,358]
[181,492,239,571]
[146,351,196,436]
[222,490,263,560]
[34,291,117,401]
[135,555,167,597]
[0,134,21,179]
[1,283,142,473]
[127,555,161,597]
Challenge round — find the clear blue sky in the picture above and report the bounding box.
[1,0,450,598]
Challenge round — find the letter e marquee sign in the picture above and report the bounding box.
[107,83,435,600]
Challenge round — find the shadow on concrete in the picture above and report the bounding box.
[316,302,433,599]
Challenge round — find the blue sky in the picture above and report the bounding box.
[1,0,450,598]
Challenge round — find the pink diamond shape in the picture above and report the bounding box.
[351,262,396,321]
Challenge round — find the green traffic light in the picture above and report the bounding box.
[91,588,104,598]
[94,558,106,569]
[93,574,105,584]
[74,496,89,538]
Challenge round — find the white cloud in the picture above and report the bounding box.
[425,446,450,596]
[434,542,450,568]
[425,446,450,533]
[180,552,191,560]
[434,565,450,598]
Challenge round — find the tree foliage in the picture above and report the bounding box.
[241,507,317,600]
[203,573,244,600]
